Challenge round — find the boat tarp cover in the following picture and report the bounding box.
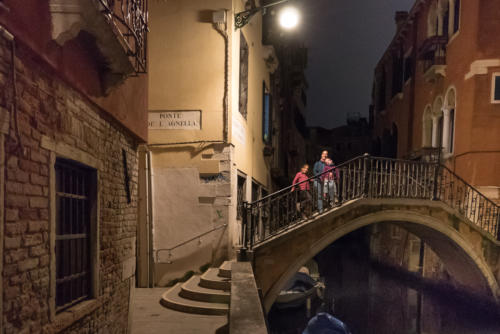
[282,272,316,292]
[302,312,350,334]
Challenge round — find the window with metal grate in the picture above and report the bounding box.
[55,158,94,312]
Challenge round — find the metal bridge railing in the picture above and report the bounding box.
[240,155,500,251]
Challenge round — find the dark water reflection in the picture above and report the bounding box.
[268,266,500,334]
[268,298,323,334]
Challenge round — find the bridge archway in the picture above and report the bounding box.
[253,201,500,312]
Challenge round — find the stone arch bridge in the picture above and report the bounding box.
[240,156,500,312]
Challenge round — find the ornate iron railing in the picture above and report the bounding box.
[98,0,148,73]
[419,36,447,73]
[240,155,500,250]
[437,166,500,237]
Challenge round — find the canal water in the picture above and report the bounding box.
[267,227,500,334]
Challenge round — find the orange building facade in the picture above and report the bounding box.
[372,0,500,201]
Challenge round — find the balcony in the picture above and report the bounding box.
[49,0,148,92]
[406,146,441,163]
[418,36,447,82]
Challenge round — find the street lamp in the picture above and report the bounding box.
[278,6,299,29]
[235,0,299,30]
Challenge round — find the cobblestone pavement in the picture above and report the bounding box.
[130,288,228,334]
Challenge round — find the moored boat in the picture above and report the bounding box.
[275,271,324,309]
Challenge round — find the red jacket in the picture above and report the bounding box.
[292,172,310,191]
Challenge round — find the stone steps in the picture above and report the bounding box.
[160,283,228,315]
[219,260,232,278]
[160,262,233,315]
[200,267,231,290]
[179,275,230,303]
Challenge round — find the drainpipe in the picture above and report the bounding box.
[213,10,229,144]
[146,149,155,287]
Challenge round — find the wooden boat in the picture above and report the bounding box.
[275,272,323,309]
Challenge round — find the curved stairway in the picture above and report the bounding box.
[160,261,232,315]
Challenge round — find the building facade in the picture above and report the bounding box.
[262,1,309,187]
[369,0,500,331]
[0,0,148,332]
[270,43,309,188]
[139,0,298,287]
[372,0,500,199]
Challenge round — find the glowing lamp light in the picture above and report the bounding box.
[234,0,300,30]
[278,7,300,29]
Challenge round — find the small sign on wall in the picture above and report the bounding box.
[148,110,201,130]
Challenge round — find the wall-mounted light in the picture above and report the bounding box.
[278,6,299,30]
[235,0,299,30]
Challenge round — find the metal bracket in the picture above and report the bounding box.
[235,9,258,29]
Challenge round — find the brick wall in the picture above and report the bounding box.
[1,35,139,333]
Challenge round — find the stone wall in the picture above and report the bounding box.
[151,144,232,286]
[1,35,138,333]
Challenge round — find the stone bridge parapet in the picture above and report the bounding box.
[251,198,500,311]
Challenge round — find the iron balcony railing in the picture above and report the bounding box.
[98,0,148,74]
[240,155,500,250]
[419,35,448,73]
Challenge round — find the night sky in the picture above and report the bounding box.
[296,0,415,128]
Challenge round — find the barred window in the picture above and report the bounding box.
[237,175,246,220]
[252,181,260,202]
[55,158,95,312]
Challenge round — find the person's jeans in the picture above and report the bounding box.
[314,179,323,212]
[323,180,337,204]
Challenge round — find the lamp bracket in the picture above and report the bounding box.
[234,0,291,30]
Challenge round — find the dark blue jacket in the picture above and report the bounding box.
[313,160,326,177]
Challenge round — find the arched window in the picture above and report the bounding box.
[445,0,460,37]
[432,96,444,148]
[427,2,438,37]
[442,0,449,37]
[453,0,460,33]
[437,117,444,148]
[422,106,433,147]
[444,88,456,153]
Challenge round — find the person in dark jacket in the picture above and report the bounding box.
[313,150,328,213]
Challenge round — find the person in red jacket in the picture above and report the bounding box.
[292,164,312,219]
